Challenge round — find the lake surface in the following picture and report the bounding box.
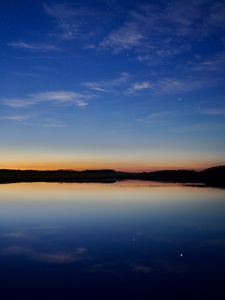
[0,181,225,299]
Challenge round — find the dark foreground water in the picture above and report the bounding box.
[0,181,225,300]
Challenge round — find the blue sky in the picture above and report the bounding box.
[0,0,225,170]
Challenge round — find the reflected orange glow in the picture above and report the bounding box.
[0,181,224,206]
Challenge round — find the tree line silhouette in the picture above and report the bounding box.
[0,166,224,187]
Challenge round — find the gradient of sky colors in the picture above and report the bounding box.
[1,0,225,171]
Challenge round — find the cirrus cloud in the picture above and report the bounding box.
[8,41,60,52]
[2,90,90,108]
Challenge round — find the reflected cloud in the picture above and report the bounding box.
[2,246,32,255]
[204,239,225,246]
[39,225,66,234]
[130,259,190,275]
[85,263,105,273]
[2,232,30,240]
[1,245,88,264]
[132,264,153,274]
[34,247,87,264]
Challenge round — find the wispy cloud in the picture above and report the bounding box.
[44,3,79,40]
[12,71,40,78]
[126,81,151,95]
[99,22,144,53]
[2,115,31,122]
[2,99,35,108]
[43,3,81,19]
[1,90,91,129]
[34,91,89,106]
[43,3,98,41]
[83,82,107,93]
[40,118,66,128]
[136,111,179,123]
[83,72,130,93]
[200,108,225,116]
[8,42,60,52]
[191,52,225,73]
[207,1,225,29]
[84,72,221,97]
[179,122,225,132]
[125,75,221,97]
[3,90,90,108]
[98,1,225,62]
[150,76,222,95]
[1,113,67,128]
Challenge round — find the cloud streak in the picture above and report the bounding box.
[3,90,90,108]
[98,0,225,63]
[100,22,144,53]
[126,81,151,95]
[2,115,31,122]
[83,72,130,93]
[200,108,225,116]
[8,42,60,52]
[43,3,99,41]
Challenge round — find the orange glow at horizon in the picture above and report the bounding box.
[0,159,221,172]
[1,148,224,172]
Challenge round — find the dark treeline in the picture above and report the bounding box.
[0,166,224,187]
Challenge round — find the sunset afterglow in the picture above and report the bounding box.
[0,0,224,171]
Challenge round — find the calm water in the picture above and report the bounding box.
[0,181,225,300]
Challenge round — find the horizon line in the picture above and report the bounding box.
[1,165,224,173]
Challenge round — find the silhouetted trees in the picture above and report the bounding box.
[0,166,224,187]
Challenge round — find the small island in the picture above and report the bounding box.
[0,165,224,188]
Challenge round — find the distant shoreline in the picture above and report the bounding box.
[0,166,224,188]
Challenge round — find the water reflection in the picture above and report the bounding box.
[0,181,225,299]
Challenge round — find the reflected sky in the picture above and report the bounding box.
[0,182,225,299]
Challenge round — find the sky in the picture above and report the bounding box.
[0,0,225,171]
